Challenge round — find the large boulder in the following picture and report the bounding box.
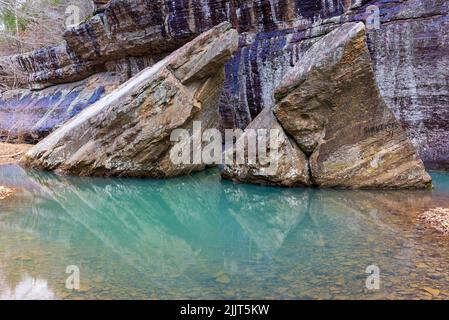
[274,22,432,189]
[22,23,239,177]
[221,107,310,187]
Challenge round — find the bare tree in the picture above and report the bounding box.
[0,0,94,56]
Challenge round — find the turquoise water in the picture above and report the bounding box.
[1,164,449,300]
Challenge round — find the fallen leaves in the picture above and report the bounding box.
[0,185,14,200]
[0,143,32,165]
[422,287,440,297]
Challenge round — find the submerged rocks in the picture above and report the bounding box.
[0,186,14,200]
[23,23,239,178]
[420,208,449,235]
[0,143,32,165]
[93,0,110,13]
[223,23,431,190]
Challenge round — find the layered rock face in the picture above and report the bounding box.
[223,23,432,189]
[0,73,121,143]
[23,23,239,178]
[367,0,449,170]
[0,0,447,168]
[275,22,431,189]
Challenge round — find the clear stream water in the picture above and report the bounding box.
[0,164,449,300]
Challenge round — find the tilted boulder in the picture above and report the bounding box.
[221,107,310,187]
[22,23,238,178]
[273,22,432,189]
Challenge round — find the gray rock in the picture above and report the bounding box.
[221,107,310,187]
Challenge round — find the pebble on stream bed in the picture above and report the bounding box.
[420,208,449,235]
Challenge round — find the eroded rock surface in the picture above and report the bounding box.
[274,22,431,189]
[23,23,239,178]
[221,107,310,187]
[0,0,447,168]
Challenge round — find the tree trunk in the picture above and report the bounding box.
[14,2,21,53]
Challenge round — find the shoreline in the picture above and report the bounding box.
[0,142,33,166]
[0,143,33,200]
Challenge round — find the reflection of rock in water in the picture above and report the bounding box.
[0,166,438,261]
[0,164,44,192]
[1,165,448,299]
[0,273,55,300]
[0,167,313,289]
[222,183,309,256]
[9,168,225,276]
[293,189,435,248]
[279,189,438,288]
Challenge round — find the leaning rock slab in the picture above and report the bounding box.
[274,22,432,189]
[221,107,310,187]
[22,23,238,178]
